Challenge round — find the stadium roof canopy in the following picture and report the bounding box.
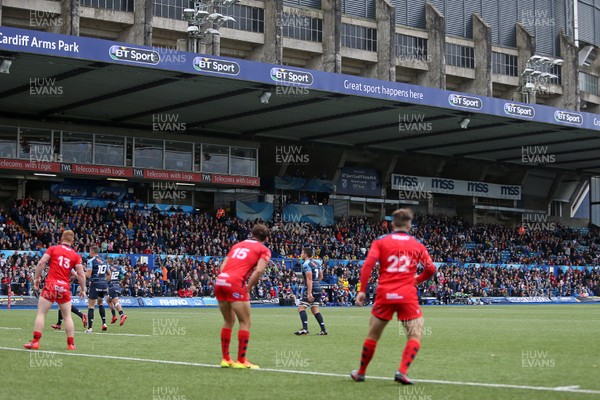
[1,26,600,174]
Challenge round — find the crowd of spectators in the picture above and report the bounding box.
[0,198,599,304]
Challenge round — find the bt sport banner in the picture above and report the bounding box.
[0,26,599,131]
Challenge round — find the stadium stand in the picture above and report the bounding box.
[1,198,599,304]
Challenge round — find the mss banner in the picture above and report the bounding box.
[336,167,381,196]
[391,174,521,200]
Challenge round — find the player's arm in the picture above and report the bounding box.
[34,253,51,290]
[85,259,93,279]
[356,241,380,306]
[75,262,86,299]
[415,247,436,284]
[246,258,268,295]
[305,270,314,302]
[106,268,111,283]
[219,257,228,272]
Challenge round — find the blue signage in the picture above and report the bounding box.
[336,167,381,196]
[0,26,599,131]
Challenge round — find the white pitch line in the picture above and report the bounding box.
[0,346,598,395]
[48,330,150,337]
[0,327,22,330]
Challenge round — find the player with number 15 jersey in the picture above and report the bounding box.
[215,224,271,370]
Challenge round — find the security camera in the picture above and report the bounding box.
[182,8,196,21]
[187,25,199,33]
[524,82,535,91]
[205,28,221,36]
[459,117,470,129]
[551,59,564,66]
[207,13,224,22]
[259,91,272,104]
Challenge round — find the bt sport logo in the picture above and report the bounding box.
[448,94,483,110]
[109,46,160,65]
[270,68,314,86]
[554,110,583,126]
[193,57,240,76]
[504,103,535,119]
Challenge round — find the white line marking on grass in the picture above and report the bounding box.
[0,327,22,330]
[50,330,150,337]
[0,346,598,395]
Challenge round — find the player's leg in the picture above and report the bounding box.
[86,294,97,332]
[108,296,117,323]
[230,301,258,369]
[98,293,107,331]
[295,303,309,335]
[24,296,54,349]
[310,301,327,335]
[71,304,87,328]
[111,294,127,325]
[351,304,390,381]
[395,316,424,384]
[59,301,77,350]
[218,300,236,366]
[51,309,63,330]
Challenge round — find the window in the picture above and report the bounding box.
[230,147,257,176]
[61,132,93,164]
[218,4,264,33]
[282,14,323,42]
[396,34,428,61]
[492,52,518,76]
[134,138,164,169]
[0,126,17,159]
[341,24,377,52]
[18,128,52,160]
[201,144,229,174]
[94,135,125,166]
[580,72,599,96]
[165,141,193,171]
[81,0,133,12]
[446,43,474,69]
[154,0,187,19]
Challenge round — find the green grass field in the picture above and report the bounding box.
[1,305,599,400]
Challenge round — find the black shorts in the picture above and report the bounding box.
[300,292,321,308]
[89,284,108,300]
[108,287,122,299]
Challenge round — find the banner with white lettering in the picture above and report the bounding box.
[391,174,521,200]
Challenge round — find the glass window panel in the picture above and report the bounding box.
[62,132,93,164]
[134,138,163,169]
[165,141,193,171]
[0,126,18,158]
[19,128,52,160]
[201,144,229,174]
[230,147,257,176]
[95,135,125,166]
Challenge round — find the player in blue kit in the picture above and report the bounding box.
[85,246,109,333]
[294,247,328,336]
[106,263,127,326]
